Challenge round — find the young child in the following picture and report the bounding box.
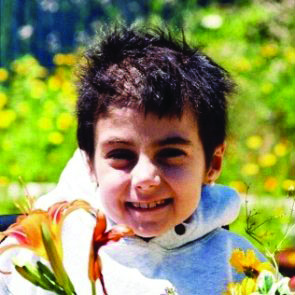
[0,27,266,294]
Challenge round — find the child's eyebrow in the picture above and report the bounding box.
[102,138,134,147]
[154,136,193,147]
[101,136,192,147]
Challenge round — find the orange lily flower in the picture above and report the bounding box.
[88,210,134,295]
[0,200,93,262]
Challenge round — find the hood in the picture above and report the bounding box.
[36,150,241,250]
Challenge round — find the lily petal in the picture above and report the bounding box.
[88,210,134,295]
[106,224,134,242]
[0,200,94,262]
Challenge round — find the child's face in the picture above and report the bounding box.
[91,106,212,237]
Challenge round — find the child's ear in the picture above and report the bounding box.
[204,142,226,185]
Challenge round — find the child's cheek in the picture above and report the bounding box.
[163,166,193,185]
[99,170,130,199]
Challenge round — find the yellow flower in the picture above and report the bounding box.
[236,58,251,72]
[56,67,66,77]
[284,47,295,64]
[0,68,9,81]
[0,176,9,185]
[261,44,278,58]
[38,67,48,78]
[48,131,64,145]
[224,282,240,295]
[242,163,259,176]
[264,177,278,192]
[282,179,295,191]
[54,53,76,66]
[53,53,66,66]
[12,56,39,76]
[240,277,256,292]
[224,277,256,295]
[0,109,16,128]
[0,92,8,109]
[13,62,27,75]
[259,153,277,167]
[48,76,62,91]
[229,181,248,193]
[230,249,274,278]
[30,80,46,99]
[57,112,74,130]
[61,81,76,97]
[274,142,288,157]
[246,136,263,150]
[64,54,76,65]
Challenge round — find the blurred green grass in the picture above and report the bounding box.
[0,183,55,215]
[230,193,295,253]
[0,0,294,196]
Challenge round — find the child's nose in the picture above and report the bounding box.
[131,156,161,193]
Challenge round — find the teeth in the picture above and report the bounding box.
[131,199,166,209]
[132,202,141,208]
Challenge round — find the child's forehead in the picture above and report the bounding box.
[96,105,200,140]
[99,105,196,125]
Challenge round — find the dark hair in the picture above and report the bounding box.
[76,26,234,168]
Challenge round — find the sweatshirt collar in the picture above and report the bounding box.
[124,184,241,250]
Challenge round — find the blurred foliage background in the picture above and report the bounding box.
[0,0,294,249]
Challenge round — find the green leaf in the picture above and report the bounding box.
[36,261,68,294]
[257,271,275,294]
[14,262,65,294]
[36,261,57,282]
[15,263,45,289]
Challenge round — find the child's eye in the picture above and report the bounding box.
[106,149,136,168]
[107,149,135,160]
[157,148,187,165]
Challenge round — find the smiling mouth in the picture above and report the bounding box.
[126,199,172,210]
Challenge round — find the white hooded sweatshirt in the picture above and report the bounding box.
[0,150,265,295]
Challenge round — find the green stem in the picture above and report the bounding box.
[41,223,76,295]
[91,281,97,295]
[276,198,295,252]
